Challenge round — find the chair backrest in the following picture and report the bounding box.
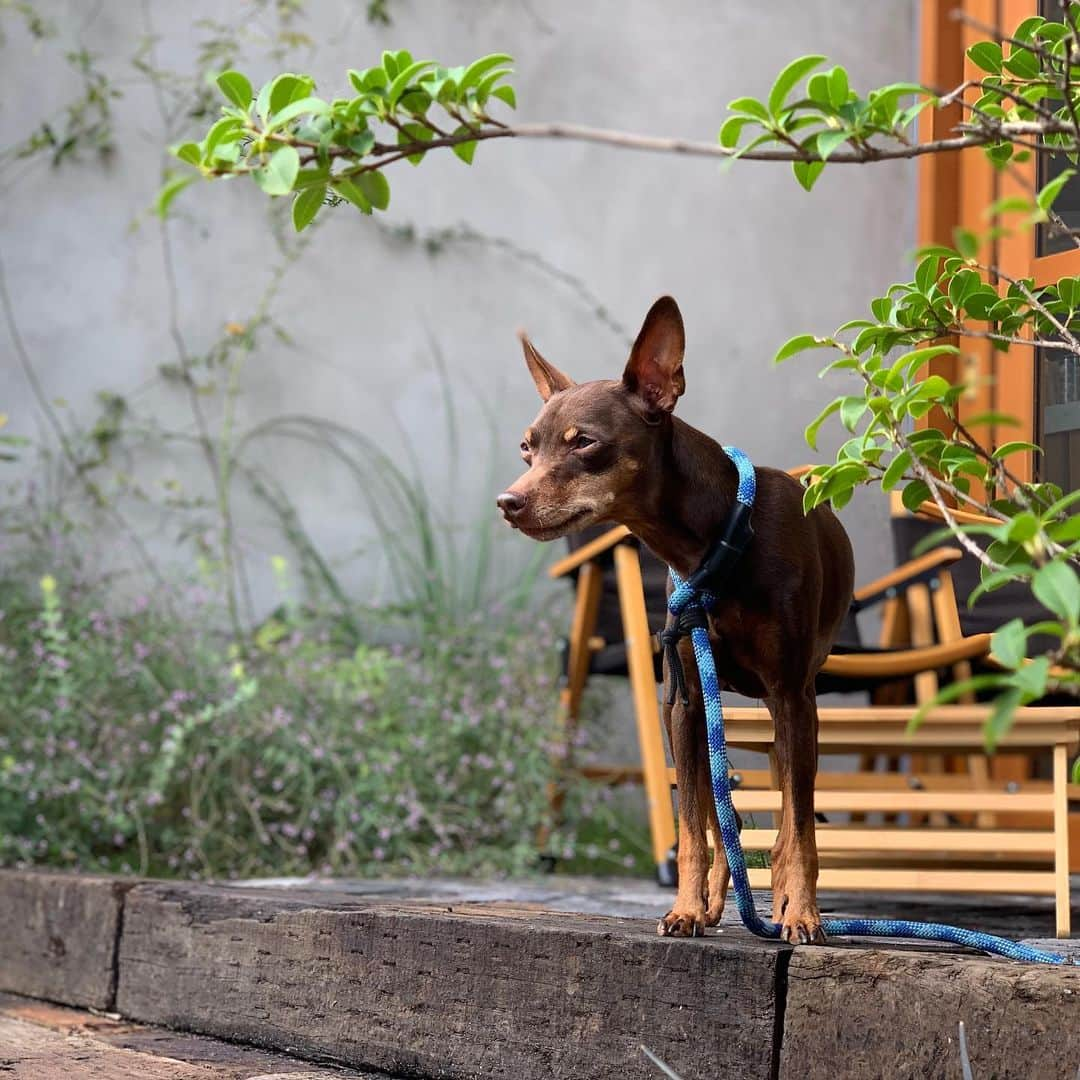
[564,526,670,641]
[889,493,1056,656]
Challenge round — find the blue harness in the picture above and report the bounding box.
[665,445,1076,965]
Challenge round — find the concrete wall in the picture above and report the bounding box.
[1,0,917,612]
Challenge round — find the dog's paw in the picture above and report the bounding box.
[657,908,706,938]
[778,903,826,945]
[704,900,726,927]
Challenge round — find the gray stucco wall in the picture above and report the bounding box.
[1,0,916,614]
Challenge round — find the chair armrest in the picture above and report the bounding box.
[913,500,1000,527]
[787,464,816,480]
[821,633,993,679]
[548,525,632,579]
[852,546,964,606]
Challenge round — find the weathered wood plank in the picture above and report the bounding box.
[0,992,387,1078]
[116,883,787,1080]
[780,946,1080,1080]
[0,870,132,1009]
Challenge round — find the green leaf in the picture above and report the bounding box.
[890,344,959,378]
[1012,655,1049,700]
[335,176,372,214]
[356,170,390,211]
[719,116,752,149]
[490,84,516,108]
[1038,169,1076,212]
[804,397,844,450]
[992,440,1041,459]
[911,373,951,400]
[901,478,931,512]
[792,159,825,191]
[881,449,911,491]
[969,568,1022,607]
[204,116,244,160]
[840,395,866,432]
[991,617,1028,668]
[984,686,1023,751]
[966,41,1002,74]
[216,70,253,108]
[172,141,201,166]
[348,129,376,156]
[953,226,978,260]
[1006,511,1039,543]
[828,65,849,108]
[155,174,196,218]
[265,95,331,132]
[1001,44,1039,78]
[292,183,325,231]
[267,73,314,117]
[460,53,513,89]
[1057,276,1080,309]
[451,126,478,164]
[727,96,770,122]
[397,123,433,164]
[1032,560,1080,625]
[253,145,300,196]
[767,54,826,116]
[816,128,849,160]
[774,334,833,363]
[387,59,436,106]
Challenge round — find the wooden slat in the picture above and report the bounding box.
[852,547,963,603]
[740,828,1055,854]
[721,726,1079,753]
[819,635,991,679]
[547,526,631,578]
[614,545,675,867]
[578,764,645,784]
[746,867,1058,895]
[1053,744,1071,936]
[728,705,1080,724]
[733,791,1054,814]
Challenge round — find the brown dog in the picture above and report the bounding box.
[498,296,855,943]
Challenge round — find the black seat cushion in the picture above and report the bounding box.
[565,527,669,680]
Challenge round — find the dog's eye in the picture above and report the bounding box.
[572,434,597,451]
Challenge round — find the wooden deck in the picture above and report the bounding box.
[1,870,1078,1080]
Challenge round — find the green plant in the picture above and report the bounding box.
[173,8,1080,765]
[0,564,593,879]
[159,49,517,224]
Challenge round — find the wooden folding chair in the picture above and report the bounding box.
[550,478,1080,934]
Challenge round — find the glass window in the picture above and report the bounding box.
[1038,345,1080,489]
[1036,0,1080,253]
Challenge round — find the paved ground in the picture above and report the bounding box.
[236,872,1080,957]
[0,992,397,1079]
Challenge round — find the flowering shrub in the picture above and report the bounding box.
[0,572,581,879]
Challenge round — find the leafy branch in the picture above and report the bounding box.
[155,4,1080,753]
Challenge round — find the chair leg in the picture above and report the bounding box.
[1053,742,1071,938]
[544,561,602,849]
[614,544,677,879]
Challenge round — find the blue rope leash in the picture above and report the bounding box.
[667,445,1076,965]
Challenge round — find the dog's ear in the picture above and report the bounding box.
[518,331,575,401]
[622,296,686,414]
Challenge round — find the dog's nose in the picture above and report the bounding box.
[497,491,526,517]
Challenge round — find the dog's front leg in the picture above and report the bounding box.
[658,640,709,937]
[767,684,824,944]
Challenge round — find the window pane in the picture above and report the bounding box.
[1036,0,1080,253]
[1038,345,1080,489]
